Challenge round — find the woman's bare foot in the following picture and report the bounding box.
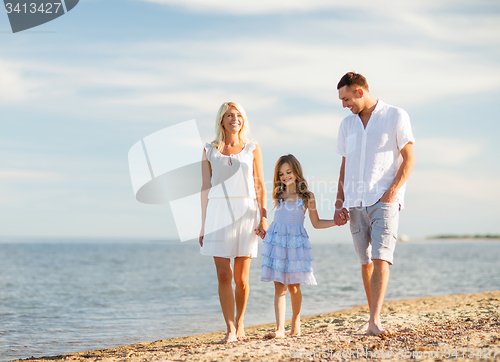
[366,321,390,336]
[265,331,285,339]
[219,331,238,344]
[356,321,369,332]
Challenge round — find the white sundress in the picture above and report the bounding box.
[200,141,260,258]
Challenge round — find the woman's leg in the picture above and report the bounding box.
[233,256,251,340]
[214,257,237,343]
[288,284,302,336]
[274,282,287,338]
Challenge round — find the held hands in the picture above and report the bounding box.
[334,208,349,226]
[254,219,268,239]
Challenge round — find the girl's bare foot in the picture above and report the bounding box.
[219,331,238,344]
[366,321,390,336]
[264,331,285,339]
[356,321,369,332]
[290,319,301,336]
[236,323,247,340]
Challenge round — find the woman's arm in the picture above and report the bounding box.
[200,149,212,246]
[253,144,268,238]
[308,192,336,229]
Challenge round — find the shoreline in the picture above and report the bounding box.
[14,291,500,361]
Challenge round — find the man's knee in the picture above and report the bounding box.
[372,259,391,270]
[361,262,373,270]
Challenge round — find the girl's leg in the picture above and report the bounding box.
[233,256,252,340]
[273,282,287,338]
[214,257,237,343]
[288,284,302,336]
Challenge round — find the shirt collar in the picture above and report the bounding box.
[372,99,385,114]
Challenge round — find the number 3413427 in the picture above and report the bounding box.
[5,2,63,14]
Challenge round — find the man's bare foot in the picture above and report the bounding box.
[290,320,301,336]
[219,331,238,344]
[366,322,390,336]
[356,321,369,332]
[264,331,285,339]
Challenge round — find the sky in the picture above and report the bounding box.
[1,0,499,242]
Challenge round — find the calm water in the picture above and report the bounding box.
[1,239,499,361]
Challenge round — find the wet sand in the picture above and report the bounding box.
[15,291,500,361]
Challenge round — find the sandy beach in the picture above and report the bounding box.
[15,291,499,362]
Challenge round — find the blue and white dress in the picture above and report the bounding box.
[261,198,317,285]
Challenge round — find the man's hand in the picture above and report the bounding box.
[379,142,414,204]
[379,192,396,203]
[334,208,349,225]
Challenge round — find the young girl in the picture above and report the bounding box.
[260,154,337,339]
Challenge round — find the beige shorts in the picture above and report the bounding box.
[349,201,399,265]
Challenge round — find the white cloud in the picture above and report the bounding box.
[104,89,279,114]
[0,60,38,102]
[254,113,343,146]
[416,138,484,166]
[395,12,500,46]
[141,0,352,14]
[139,0,497,17]
[4,37,499,115]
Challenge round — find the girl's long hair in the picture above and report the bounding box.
[210,101,249,152]
[272,154,310,208]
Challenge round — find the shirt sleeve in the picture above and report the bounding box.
[336,119,347,157]
[396,109,415,151]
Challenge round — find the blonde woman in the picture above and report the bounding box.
[199,101,267,343]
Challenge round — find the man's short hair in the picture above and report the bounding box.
[337,72,369,91]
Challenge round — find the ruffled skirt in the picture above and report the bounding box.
[200,197,259,258]
[261,222,317,285]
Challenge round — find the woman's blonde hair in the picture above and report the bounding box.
[211,101,249,152]
[272,154,311,207]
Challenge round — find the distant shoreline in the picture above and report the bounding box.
[427,234,500,240]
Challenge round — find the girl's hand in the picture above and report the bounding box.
[254,219,268,239]
[333,208,349,225]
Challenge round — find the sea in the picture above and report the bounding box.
[1,239,499,362]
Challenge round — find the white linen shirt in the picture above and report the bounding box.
[336,100,415,209]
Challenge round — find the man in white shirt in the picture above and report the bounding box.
[334,72,415,336]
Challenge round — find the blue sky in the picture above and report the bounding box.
[1,0,499,241]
